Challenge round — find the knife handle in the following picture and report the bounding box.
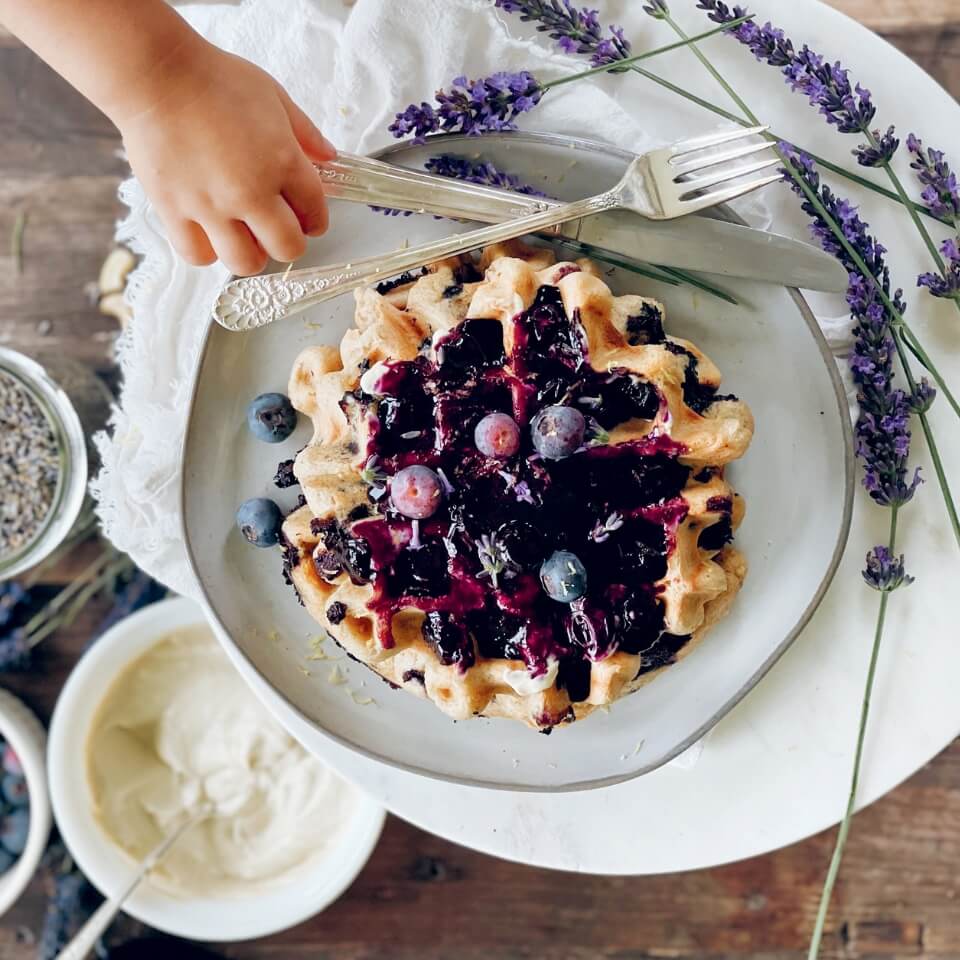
[317,152,558,223]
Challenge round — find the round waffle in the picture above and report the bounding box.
[280,241,753,731]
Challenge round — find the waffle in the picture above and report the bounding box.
[280,241,753,731]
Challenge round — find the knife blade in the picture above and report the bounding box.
[557,210,848,293]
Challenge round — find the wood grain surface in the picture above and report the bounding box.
[1,3,958,958]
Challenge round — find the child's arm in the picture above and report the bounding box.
[0,0,335,275]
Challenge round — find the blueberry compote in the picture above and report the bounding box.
[343,283,725,702]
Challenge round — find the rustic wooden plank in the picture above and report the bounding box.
[830,0,960,33]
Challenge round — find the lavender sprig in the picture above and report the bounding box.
[695,1,881,148]
[780,146,920,507]
[494,1,631,65]
[389,18,755,145]
[389,71,543,142]
[424,155,548,197]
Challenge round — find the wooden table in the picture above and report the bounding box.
[1,4,959,957]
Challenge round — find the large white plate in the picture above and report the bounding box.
[182,130,852,791]
[183,0,960,872]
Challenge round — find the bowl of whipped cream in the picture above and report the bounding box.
[48,596,385,941]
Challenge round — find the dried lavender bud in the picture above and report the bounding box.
[862,546,914,592]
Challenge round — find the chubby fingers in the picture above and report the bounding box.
[158,212,217,268]
[204,219,268,277]
[245,196,307,263]
[283,155,330,238]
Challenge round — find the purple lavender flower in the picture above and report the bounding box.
[907,134,960,223]
[389,72,544,143]
[854,126,899,169]
[780,144,921,507]
[424,155,548,197]
[493,0,631,66]
[697,1,793,62]
[862,546,914,592]
[697,2,887,153]
[918,238,960,299]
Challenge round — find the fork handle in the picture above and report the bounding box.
[213,191,618,331]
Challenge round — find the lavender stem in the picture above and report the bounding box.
[542,16,754,90]
[891,331,960,548]
[655,16,960,543]
[807,506,898,960]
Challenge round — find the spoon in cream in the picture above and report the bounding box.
[56,803,213,960]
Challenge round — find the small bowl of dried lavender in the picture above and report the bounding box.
[0,348,108,580]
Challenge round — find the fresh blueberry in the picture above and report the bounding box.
[474,412,521,459]
[530,405,585,460]
[0,847,13,874]
[390,465,444,520]
[540,550,588,603]
[246,393,298,443]
[235,498,283,548]
[1,808,29,856]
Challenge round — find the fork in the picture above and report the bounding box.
[213,126,779,332]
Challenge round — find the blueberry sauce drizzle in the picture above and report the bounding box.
[321,283,735,699]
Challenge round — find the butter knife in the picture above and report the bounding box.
[318,153,847,293]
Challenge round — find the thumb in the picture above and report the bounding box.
[276,85,337,163]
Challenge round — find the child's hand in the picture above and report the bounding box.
[118,43,336,276]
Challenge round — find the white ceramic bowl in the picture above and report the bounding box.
[182,132,853,792]
[0,690,52,917]
[48,596,385,942]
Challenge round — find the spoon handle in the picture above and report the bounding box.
[56,809,206,960]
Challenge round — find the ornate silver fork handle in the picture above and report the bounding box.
[213,178,631,332]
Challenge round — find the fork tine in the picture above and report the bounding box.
[669,124,769,161]
[679,173,784,214]
[678,157,781,197]
[671,140,774,175]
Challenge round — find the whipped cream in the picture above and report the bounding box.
[87,626,353,897]
[503,656,559,696]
